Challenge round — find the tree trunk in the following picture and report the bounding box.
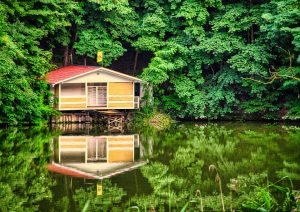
[247,29,250,43]
[63,22,77,66]
[63,46,70,66]
[249,0,254,43]
[251,25,254,43]
[70,53,73,65]
[133,50,139,76]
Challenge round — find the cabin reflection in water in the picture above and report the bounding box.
[58,135,139,163]
[51,134,146,179]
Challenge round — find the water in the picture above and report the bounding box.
[0,122,299,211]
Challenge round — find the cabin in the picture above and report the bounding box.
[46,66,143,111]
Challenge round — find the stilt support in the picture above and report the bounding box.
[98,110,125,132]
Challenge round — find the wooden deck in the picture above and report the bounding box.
[51,110,126,132]
[52,112,92,123]
[97,110,125,116]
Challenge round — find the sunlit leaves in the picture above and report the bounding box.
[1,0,300,123]
[172,76,195,99]
[211,4,262,33]
[228,44,272,75]
[142,65,169,85]
[176,0,208,36]
[140,12,167,37]
[133,36,163,52]
[197,33,243,55]
[141,42,188,85]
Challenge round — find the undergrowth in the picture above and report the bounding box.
[132,106,173,130]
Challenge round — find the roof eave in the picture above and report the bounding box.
[47,67,144,85]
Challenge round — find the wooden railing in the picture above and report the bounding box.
[58,95,140,110]
[134,96,140,109]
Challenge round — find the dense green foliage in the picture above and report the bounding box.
[0,0,299,123]
[138,0,300,120]
[0,1,68,124]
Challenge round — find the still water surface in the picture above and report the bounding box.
[0,122,299,211]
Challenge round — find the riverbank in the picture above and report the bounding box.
[131,110,173,130]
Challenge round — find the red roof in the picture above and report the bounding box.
[46,65,98,84]
[48,164,98,179]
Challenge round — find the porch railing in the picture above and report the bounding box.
[134,96,140,109]
[58,95,140,109]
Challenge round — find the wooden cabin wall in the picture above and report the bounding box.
[108,82,134,108]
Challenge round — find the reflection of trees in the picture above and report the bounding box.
[0,127,55,211]
[129,123,300,211]
[73,180,126,211]
[0,124,298,210]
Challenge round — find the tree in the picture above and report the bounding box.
[0,0,78,124]
[135,0,300,120]
[73,0,138,66]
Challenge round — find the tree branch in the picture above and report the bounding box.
[243,74,300,84]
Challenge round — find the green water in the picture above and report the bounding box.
[0,122,299,211]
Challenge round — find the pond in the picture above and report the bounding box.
[0,122,299,211]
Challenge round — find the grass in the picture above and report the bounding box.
[209,164,225,212]
[132,106,173,130]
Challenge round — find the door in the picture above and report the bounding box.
[88,87,97,106]
[87,137,107,162]
[87,83,107,107]
[97,86,107,106]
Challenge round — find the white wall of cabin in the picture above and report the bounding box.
[61,83,84,96]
